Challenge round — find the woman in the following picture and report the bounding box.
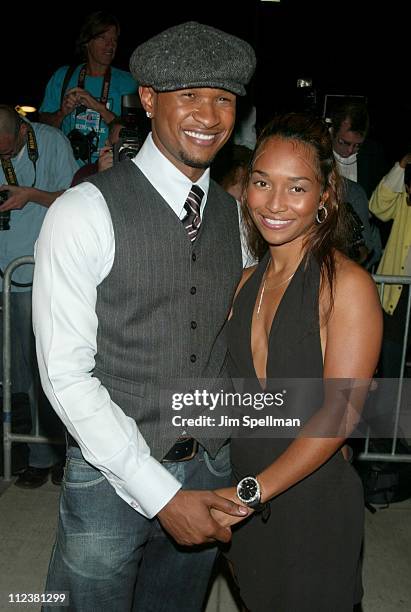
[213,113,382,611]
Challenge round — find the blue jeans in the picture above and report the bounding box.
[1,291,64,467]
[43,443,231,611]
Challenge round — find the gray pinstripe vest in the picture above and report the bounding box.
[88,161,242,460]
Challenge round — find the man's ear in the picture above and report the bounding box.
[18,121,29,141]
[139,86,156,118]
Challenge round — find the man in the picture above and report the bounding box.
[330,100,387,198]
[39,11,136,165]
[0,105,78,487]
[33,22,255,611]
[70,116,126,185]
[330,100,389,268]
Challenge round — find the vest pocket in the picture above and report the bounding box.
[93,369,146,397]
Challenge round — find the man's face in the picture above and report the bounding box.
[140,86,236,181]
[332,119,365,158]
[0,124,27,160]
[86,25,118,68]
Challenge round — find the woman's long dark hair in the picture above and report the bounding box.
[241,112,351,301]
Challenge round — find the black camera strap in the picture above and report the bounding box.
[0,122,39,287]
[1,123,39,188]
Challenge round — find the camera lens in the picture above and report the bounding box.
[0,211,11,231]
[0,190,11,230]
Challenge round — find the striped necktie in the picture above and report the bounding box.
[182,184,204,242]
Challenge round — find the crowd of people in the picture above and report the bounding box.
[0,10,410,612]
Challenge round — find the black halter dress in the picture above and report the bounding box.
[227,251,364,612]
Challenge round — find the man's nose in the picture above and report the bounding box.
[193,103,219,127]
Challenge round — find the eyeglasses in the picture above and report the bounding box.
[336,137,363,152]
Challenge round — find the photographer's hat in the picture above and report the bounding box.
[129,21,256,96]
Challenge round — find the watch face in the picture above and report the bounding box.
[238,477,259,503]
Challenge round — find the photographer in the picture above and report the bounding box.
[39,11,136,166]
[71,116,144,185]
[0,105,77,488]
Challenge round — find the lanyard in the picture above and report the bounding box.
[78,64,111,105]
[75,64,112,129]
[1,123,38,187]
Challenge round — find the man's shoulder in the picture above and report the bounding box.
[89,161,143,187]
[111,67,137,90]
[47,65,76,85]
[343,177,367,200]
[32,121,71,144]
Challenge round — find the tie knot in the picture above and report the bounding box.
[188,184,204,209]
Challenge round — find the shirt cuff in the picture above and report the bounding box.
[384,162,405,193]
[114,456,182,519]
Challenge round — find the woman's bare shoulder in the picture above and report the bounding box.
[334,251,378,299]
[319,251,381,326]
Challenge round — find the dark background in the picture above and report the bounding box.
[4,0,409,163]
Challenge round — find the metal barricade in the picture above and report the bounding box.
[1,256,62,482]
[358,274,411,464]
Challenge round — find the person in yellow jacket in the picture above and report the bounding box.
[369,153,411,376]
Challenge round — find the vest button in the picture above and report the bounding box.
[192,253,197,262]
[191,321,197,329]
[190,354,197,363]
[190,286,197,295]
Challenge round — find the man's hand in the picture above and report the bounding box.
[66,87,102,114]
[157,489,249,546]
[61,88,85,116]
[0,185,32,211]
[98,145,114,172]
[211,486,252,528]
[64,87,115,125]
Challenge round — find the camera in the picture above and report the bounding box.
[67,128,98,162]
[113,128,143,163]
[0,190,11,231]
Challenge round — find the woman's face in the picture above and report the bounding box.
[247,137,326,248]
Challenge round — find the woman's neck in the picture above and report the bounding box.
[268,240,304,275]
[86,59,108,77]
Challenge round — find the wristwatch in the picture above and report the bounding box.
[236,475,266,511]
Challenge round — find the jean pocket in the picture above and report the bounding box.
[64,456,106,489]
[204,443,231,478]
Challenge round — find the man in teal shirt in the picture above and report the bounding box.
[39,11,136,166]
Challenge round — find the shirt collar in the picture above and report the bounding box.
[133,133,210,218]
[334,150,358,166]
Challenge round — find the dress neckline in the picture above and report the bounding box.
[249,252,305,385]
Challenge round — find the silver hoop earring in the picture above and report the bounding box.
[146,111,152,118]
[316,204,328,224]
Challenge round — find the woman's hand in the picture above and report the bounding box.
[211,486,252,528]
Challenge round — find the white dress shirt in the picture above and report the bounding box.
[33,135,213,519]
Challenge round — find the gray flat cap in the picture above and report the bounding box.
[130,21,256,96]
